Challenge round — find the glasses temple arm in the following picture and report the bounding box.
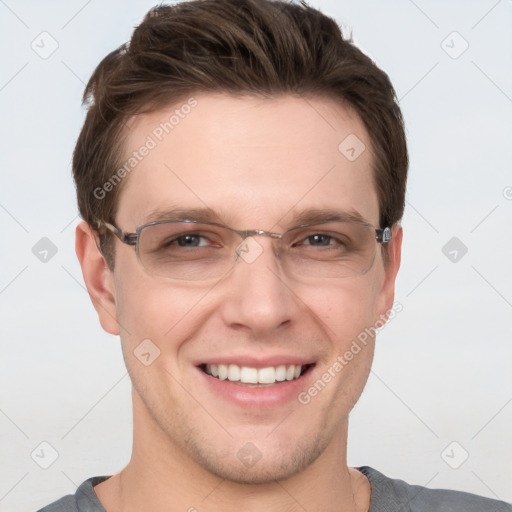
[102,222,138,246]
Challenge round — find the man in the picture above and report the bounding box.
[37,0,511,510]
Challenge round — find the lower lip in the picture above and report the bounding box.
[196,366,315,409]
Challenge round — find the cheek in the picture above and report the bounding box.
[113,259,213,358]
[295,281,377,416]
[296,277,380,343]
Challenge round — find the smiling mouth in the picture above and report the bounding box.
[199,363,314,386]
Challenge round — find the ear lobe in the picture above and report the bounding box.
[75,221,120,335]
[375,224,403,323]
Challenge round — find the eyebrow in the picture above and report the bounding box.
[143,207,222,224]
[289,208,369,226]
[142,206,371,227]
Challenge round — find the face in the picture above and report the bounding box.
[85,93,401,484]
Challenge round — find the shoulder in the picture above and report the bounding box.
[37,495,76,512]
[358,466,512,512]
[36,476,110,512]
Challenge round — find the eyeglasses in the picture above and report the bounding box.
[100,219,392,281]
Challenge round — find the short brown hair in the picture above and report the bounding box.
[73,0,408,267]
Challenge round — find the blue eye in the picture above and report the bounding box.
[305,234,333,246]
[176,234,204,247]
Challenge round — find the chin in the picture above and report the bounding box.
[183,429,328,485]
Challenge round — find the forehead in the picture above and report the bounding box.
[116,93,379,229]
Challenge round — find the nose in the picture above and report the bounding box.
[217,236,299,337]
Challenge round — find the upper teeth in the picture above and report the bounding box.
[205,364,303,384]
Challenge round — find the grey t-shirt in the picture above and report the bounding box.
[36,466,512,511]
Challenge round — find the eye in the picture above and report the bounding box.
[157,232,218,252]
[173,234,209,247]
[298,232,349,248]
[140,223,227,259]
[288,228,352,256]
[303,234,335,247]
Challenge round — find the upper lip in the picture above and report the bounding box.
[195,356,315,369]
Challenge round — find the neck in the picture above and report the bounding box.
[94,389,370,512]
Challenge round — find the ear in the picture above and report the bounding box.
[375,224,403,322]
[75,221,120,335]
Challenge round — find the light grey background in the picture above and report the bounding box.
[1,1,511,510]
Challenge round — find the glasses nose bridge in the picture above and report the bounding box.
[234,229,284,260]
[237,228,282,241]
